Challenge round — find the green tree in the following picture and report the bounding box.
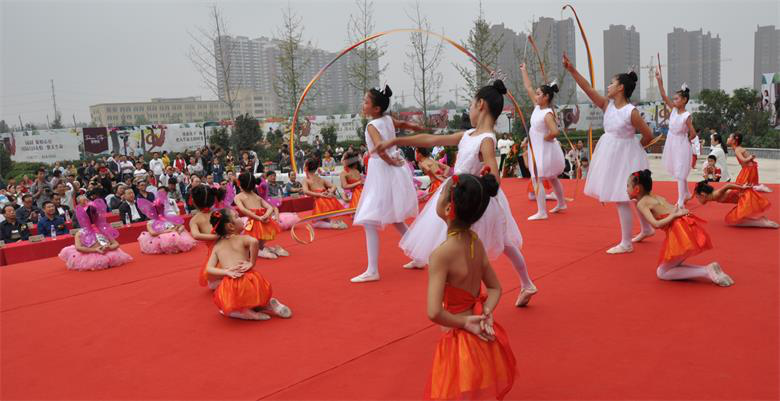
[230,114,261,152]
[454,3,503,97]
[0,146,12,178]
[209,126,231,151]
[134,115,150,125]
[0,120,9,133]
[50,113,64,129]
[320,125,338,147]
[694,87,776,148]
[693,89,731,133]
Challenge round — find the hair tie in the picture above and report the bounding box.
[213,211,222,219]
[452,175,460,185]
[479,166,491,177]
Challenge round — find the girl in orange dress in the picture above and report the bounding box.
[339,150,364,209]
[235,172,288,260]
[694,181,778,228]
[303,158,348,229]
[729,133,772,193]
[205,208,292,320]
[426,173,516,400]
[415,147,450,199]
[188,184,223,289]
[630,170,733,286]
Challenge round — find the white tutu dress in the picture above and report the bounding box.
[584,101,649,202]
[661,108,692,180]
[400,130,522,262]
[353,115,419,227]
[528,106,565,179]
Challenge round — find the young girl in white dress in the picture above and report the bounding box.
[374,80,537,307]
[563,54,654,254]
[350,85,425,283]
[520,63,567,220]
[657,68,696,207]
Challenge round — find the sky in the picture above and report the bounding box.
[1,0,778,127]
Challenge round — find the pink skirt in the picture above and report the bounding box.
[59,246,133,271]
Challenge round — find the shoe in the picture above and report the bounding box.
[631,230,655,243]
[606,244,633,254]
[259,248,278,259]
[268,298,292,318]
[706,262,734,287]
[550,204,567,213]
[403,260,426,269]
[350,271,380,283]
[515,286,538,307]
[527,212,548,221]
[271,246,289,257]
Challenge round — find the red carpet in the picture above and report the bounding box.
[1,179,778,400]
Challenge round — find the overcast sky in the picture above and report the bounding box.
[1,0,778,127]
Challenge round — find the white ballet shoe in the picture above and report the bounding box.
[706,262,734,287]
[271,246,289,257]
[403,260,426,269]
[350,271,380,283]
[259,248,278,259]
[267,298,292,318]
[550,204,567,213]
[223,310,271,320]
[606,244,633,254]
[515,285,538,307]
[527,212,548,221]
[632,230,655,243]
[754,184,772,193]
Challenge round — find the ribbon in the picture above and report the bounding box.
[289,207,358,244]
[563,4,596,162]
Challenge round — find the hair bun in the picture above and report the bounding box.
[382,85,393,98]
[627,71,638,83]
[550,82,559,93]
[492,79,507,95]
[480,174,499,198]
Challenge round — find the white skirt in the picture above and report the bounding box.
[530,139,566,179]
[353,157,418,226]
[584,134,649,202]
[400,177,522,262]
[661,134,692,180]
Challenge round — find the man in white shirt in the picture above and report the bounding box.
[149,152,164,182]
[497,134,514,176]
[133,161,148,180]
[119,156,135,179]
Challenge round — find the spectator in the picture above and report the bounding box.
[708,131,731,182]
[161,151,171,168]
[166,177,183,205]
[49,169,63,190]
[183,175,202,212]
[149,152,164,181]
[239,151,253,173]
[285,170,303,197]
[134,179,156,202]
[106,153,120,175]
[119,155,135,179]
[37,201,67,237]
[31,168,53,208]
[321,150,337,173]
[702,155,722,182]
[156,187,180,216]
[133,160,148,180]
[580,157,589,179]
[266,171,284,198]
[205,174,215,187]
[106,185,127,211]
[0,205,30,243]
[497,133,514,175]
[212,158,225,183]
[174,153,187,173]
[17,194,41,225]
[187,156,204,176]
[52,193,72,221]
[119,188,148,224]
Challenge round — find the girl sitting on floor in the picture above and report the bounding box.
[234,172,288,259]
[59,199,133,271]
[137,190,196,254]
[205,208,292,320]
[303,158,348,229]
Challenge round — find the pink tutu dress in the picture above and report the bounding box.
[59,199,133,271]
[137,190,196,255]
[401,131,522,262]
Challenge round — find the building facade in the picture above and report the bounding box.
[531,17,577,103]
[667,28,721,97]
[754,25,780,90]
[604,25,640,102]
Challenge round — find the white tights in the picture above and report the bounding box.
[675,179,690,207]
[534,177,566,215]
[364,223,408,275]
[656,258,709,281]
[503,246,535,289]
[616,202,654,248]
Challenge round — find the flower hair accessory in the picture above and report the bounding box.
[213,210,222,219]
[451,175,460,185]
[479,166,491,177]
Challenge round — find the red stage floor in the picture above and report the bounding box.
[1,179,778,400]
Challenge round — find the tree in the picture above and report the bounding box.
[50,113,64,129]
[0,146,12,178]
[188,5,242,119]
[693,89,730,133]
[404,0,444,127]
[230,114,261,152]
[274,4,312,120]
[346,0,386,95]
[24,123,37,131]
[209,126,231,151]
[454,2,503,98]
[694,88,776,148]
[0,120,10,133]
[320,125,338,148]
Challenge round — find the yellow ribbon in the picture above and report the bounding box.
[563,4,596,162]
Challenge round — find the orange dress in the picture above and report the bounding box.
[658,214,713,264]
[428,169,443,195]
[199,240,215,287]
[724,188,771,225]
[241,208,281,241]
[213,270,273,314]
[313,188,344,214]
[526,179,553,194]
[346,177,364,209]
[428,285,516,400]
[735,160,759,186]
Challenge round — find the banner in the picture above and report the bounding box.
[82,127,109,154]
[0,129,82,162]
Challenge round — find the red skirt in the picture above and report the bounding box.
[725,188,771,225]
[348,186,363,209]
[314,196,344,214]
[735,163,759,185]
[659,214,713,264]
[242,208,281,241]
[213,271,272,314]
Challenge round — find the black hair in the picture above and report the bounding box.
[2,204,14,214]
[304,158,319,173]
[42,201,54,208]
[368,85,393,114]
[732,133,743,146]
[630,169,653,192]
[676,86,690,102]
[265,170,276,178]
[451,173,500,226]
[191,184,223,209]
[342,150,362,171]
[711,133,728,154]
[209,208,232,238]
[417,147,431,157]
[707,154,717,161]
[238,172,255,192]
[475,80,507,120]
[540,82,559,103]
[614,71,638,99]
[22,194,32,201]
[694,180,714,195]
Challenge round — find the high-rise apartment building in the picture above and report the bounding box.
[604,25,640,102]
[754,25,780,90]
[667,28,721,97]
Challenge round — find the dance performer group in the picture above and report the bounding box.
[56,53,776,399]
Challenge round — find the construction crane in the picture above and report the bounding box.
[638,55,732,101]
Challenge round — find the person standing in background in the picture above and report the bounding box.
[708,130,731,182]
[497,133,514,177]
